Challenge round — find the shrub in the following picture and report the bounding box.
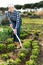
[7,44,16,52]
[18,53,26,60]
[0,44,6,52]
[26,60,37,65]
[1,54,9,61]
[28,12,32,16]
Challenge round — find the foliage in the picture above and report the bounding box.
[6,38,14,44]
[18,53,26,60]
[23,40,31,49]
[26,60,37,65]
[15,58,21,65]
[7,44,16,51]
[30,55,38,60]
[1,54,9,61]
[32,49,40,56]
[0,44,6,52]
[7,59,16,65]
[21,49,29,55]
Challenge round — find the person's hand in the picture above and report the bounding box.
[13,29,17,34]
[10,24,13,28]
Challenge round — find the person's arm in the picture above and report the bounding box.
[6,12,13,28]
[15,12,20,29]
[8,18,13,28]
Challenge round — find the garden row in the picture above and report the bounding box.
[0,26,31,42]
[0,24,41,42]
[26,40,40,65]
[0,39,40,65]
[0,39,32,65]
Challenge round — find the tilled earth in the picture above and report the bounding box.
[38,36,43,65]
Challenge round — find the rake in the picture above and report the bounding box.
[12,28,30,51]
[12,28,23,48]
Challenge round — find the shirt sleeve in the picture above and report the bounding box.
[6,12,12,24]
[8,17,12,24]
[15,12,20,29]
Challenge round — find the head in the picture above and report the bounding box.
[8,4,14,12]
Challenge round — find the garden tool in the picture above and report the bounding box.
[12,28,30,51]
[12,28,23,49]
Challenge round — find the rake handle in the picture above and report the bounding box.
[12,28,23,48]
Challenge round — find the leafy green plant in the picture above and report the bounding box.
[32,49,40,56]
[0,62,7,65]
[30,55,38,60]
[0,44,6,52]
[32,42,38,46]
[1,54,9,61]
[33,46,39,49]
[15,58,21,65]
[18,53,26,60]
[20,33,27,39]
[23,41,31,49]
[21,49,29,55]
[32,40,39,49]
[26,60,37,65]
[0,30,9,42]
[33,40,39,44]
[7,44,16,52]
[6,38,14,44]
[7,59,16,65]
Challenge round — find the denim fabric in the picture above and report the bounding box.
[12,21,21,42]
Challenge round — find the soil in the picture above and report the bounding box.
[38,36,43,65]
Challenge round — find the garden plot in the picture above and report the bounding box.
[0,38,40,65]
[0,27,40,65]
[0,18,43,65]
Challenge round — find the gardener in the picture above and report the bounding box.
[7,4,22,48]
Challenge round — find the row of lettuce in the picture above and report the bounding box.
[0,23,41,42]
[0,39,40,65]
[0,26,31,42]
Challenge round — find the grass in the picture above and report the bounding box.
[22,18,43,24]
[22,18,43,33]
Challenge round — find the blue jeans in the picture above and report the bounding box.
[12,21,21,42]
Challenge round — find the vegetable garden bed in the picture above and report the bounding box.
[0,22,42,65]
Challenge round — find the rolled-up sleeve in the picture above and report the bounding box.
[15,12,20,29]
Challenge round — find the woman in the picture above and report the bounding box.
[7,4,22,48]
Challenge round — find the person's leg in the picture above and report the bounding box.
[14,20,21,42]
[13,20,22,48]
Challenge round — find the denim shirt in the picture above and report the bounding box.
[7,10,22,29]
